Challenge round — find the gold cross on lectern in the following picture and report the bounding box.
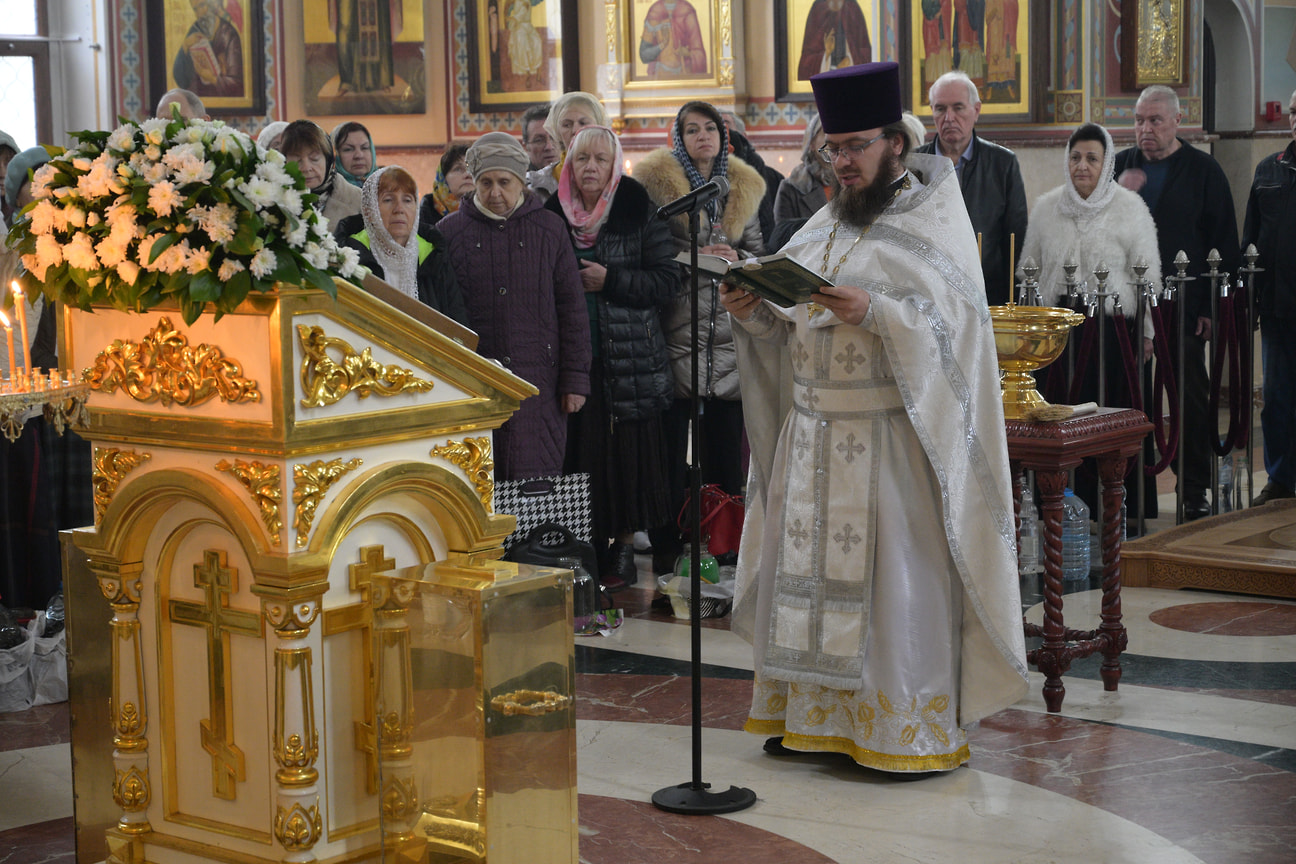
[349,544,394,795]
[169,549,263,800]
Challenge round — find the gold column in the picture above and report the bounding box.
[371,575,418,858]
[90,556,151,836]
[267,597,324,862]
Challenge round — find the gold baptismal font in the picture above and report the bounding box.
[990,303,1085,420]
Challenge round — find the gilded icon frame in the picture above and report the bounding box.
[622,0,723,89]
[300,0,427,115]
[774,0,877,103]
[1120,0,1189,90]
[466,0,567,113]
[146,0,266,117]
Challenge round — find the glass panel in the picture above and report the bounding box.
[1,0,38,36]
[0,56,37,150]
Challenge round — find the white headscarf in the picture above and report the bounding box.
[360,166,419,300]
[1057,123,1117,222]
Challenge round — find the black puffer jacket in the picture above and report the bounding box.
[333,215,471,326]
[546,176,678,421]
[1241,140,1295,322]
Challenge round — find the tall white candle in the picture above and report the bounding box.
[10,282,29,378]
[0,311,14,383]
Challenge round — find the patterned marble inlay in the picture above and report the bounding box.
[1149,602,1296,637]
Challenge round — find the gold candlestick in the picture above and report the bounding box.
[10,282,29,378]
[0,311,14,383]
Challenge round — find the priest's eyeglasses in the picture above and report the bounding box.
[818,133,886,163]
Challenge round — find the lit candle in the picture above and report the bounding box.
[10,282,29,377]
[1008,233,1017,306]
[0,311,14,383]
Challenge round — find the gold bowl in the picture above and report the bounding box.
[989,304,1085,420]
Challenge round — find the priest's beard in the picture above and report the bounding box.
[829,151,904,229]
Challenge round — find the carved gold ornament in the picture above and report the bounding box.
[93,448,152,524]
[292,457,362,547]
[296,324,434,408]
[88,316,262,406]
[489,689,571,717]
[430,437,495,506]
[215,458,283,545]
[274,799,323,852]
[112,765,150,813]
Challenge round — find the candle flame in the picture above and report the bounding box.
[0,311,8,328]
[9,280,20,297]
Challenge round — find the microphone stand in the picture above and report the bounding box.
[651,204,756,816]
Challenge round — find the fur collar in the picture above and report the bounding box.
[633,148,766,239]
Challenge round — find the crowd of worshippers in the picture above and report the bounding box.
[2,75,1292,603]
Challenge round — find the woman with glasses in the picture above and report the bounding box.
[274,120,362,229]
[635,100,766,573]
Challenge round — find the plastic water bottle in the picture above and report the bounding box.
[44,591,65,637]
[1234,454,1251,509]
[1018,485,1043,575]
[1218,458,1234,514]
[561,557,599,636]
[1061,488,1091,582]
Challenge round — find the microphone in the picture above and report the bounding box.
[656,176,730,220]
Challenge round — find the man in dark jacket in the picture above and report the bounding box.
[1241,88,1296,505]
[1116,85,1240,520]
[916,70,1027,306]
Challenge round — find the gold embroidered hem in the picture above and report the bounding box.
[743,717,971,772]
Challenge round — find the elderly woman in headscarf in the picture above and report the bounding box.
[418,143,474,225]
[438,132,591,482]
[275,120,362,228]
[772,113,838,244]
[526,91,608,200]
[256,120,288,152]
[0,129,19,227]
[1021,121,1161,516]
[333,165,469,325]
[331,121,378,187]
[634,99,765,573]
[542,125,677,588]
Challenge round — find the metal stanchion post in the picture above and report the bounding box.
[1238,244,1263,508]
[1062,258,1083,397]
[1203,249,1225,516]
[1166,251,1194,524]
[1131,258,1157,538]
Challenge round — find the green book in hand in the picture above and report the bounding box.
[674,250,832,307]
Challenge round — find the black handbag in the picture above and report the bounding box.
[502,522,600,586]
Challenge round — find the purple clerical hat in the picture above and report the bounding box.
[811,61,903,135]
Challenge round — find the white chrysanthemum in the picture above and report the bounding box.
[71,156,93,172]
[191,203,238,245]
[337,246,364,278]
[285,218,309,247]
[217,258,246,281]
[106,125,137,153]
[21,253,48,282]
[27,200,58,235]
[239,176,278,210]
[87,212,101,227]
[50,205,71,232]
[66,207,87,228]
[301,241,330,270]
[116,260,141,284]
[137,234,164,269]
[261,147,286,166]
[174,126,206,145]
[148,181,181,217]
[96,237,128,269]
[155,240,189,275]
[211,127,246,156]
[30,164,57,199]
[140,117,169,146]
[186,244,212,275]
[142,162,168,184]
[64,232,99,271]
[105,200,137,229]
[254,159,290,186]
[52,186,74,200]
[143,144,162,162]
[250,247,277,279]
[172,156,214,186]
[279,188,303,217]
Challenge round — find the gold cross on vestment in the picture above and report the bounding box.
[168,549,263,800]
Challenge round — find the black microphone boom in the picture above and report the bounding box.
[656,176,730,220]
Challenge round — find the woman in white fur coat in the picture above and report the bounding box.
[1022,122,1161,360]
[1022,122,1162,514]
[634,99,766,571]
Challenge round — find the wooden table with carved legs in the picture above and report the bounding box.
[1005,408,1153,712]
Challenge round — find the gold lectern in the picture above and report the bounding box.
[58,280,582,864]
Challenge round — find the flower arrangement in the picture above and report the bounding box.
[5,112,366,324]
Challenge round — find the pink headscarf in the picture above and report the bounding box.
[556,126,623,249]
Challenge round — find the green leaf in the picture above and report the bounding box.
[222,269,252,308]
[270,251,301,286]
[303,266,337,298]
[180,296,204,326]
[147,233,179,264]
[189,269,222,303]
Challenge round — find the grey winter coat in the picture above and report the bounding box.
[633,150,766,400]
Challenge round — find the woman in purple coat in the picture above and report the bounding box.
[438,132,592,480]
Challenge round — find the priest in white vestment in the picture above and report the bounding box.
[722,61,1029,773]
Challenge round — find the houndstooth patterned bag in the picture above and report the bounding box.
[494,473,593,550]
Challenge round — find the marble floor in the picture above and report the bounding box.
[2,490,1294,863]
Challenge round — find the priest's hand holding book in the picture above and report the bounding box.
[720,281,872,325]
